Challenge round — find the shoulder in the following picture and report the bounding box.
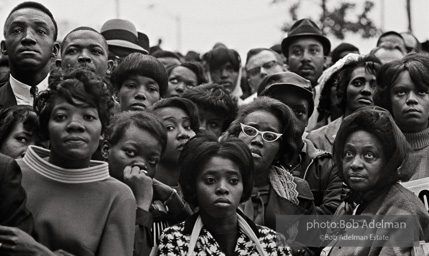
[98,177,135,201]
[158,222,188,250]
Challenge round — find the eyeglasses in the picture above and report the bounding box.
[247,60,279,77]
[240,123,282,142]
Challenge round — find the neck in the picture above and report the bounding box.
[155,162,180,187]
[10,66,50,86]
[48,151,91,169]
[254,167,270,187]
[199,209,238,235]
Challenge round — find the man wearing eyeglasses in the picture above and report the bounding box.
[243,48,285,104]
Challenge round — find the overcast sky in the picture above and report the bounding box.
[1,0,428,58]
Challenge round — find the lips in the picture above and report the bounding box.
[299,65,314,72]
[214,198,231,205]
[357,97,373,105]
[404,108,421,114]
[19,48,38,53]
[177,142,187,151]
[64,136,87,145]
[129,102,146,111]
[250,148,262,158]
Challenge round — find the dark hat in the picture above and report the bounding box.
[258,71,314,116]
[281,19,331,57]
[137,32,150,53]
[101,19,148,54]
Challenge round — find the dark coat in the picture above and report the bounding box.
[0,153,33,234]
[0,81,17,110]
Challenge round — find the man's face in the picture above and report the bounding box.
[1,8,58,72]
[210,62,239,94]
[378,34,406,53]
[60,30,112,77]
[287,37,326,87]
[246,50,284,93]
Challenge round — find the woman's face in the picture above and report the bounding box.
[153,107,196,165]
[106,125,162,180]
[345,67,377,115]
[0,121,36,159]
[117,75,161,112]
[167,66,198,98]
[390,71,429,133]
[48,97,102,168]
[196,156,243,220]
[238,110,281,174]
[342,130,385,192]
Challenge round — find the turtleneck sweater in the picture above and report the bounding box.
[403,126,429,180]
[18,145,136,256]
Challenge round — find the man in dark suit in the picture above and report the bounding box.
[0,153,33,234]
[0,2,59,109]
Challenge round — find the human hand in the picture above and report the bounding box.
[152,179,175,202]
[123,165,153,211]
[0,225,55,256]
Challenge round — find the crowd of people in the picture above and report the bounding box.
[1,1,429,256]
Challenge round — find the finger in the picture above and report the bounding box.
[123,166,133,176]
[131,166,141,174]
[0,226,15,235]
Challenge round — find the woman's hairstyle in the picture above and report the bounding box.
[204,47,241,72]
[167,62,208,86]
[336,54,382,112]
[227,96,299,163]
[110,53,168,97]
[375,53,429,113]
[182,83,238,132]
[34,68,114,140]
[104,111,167,155]
[0,105,38,146]
[179,132,254,207]
[150,97,200,132]
[333,106,411,186]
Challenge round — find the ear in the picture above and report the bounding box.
[55,59,62,68]
[323,56,329,69]
[100,141,110,160]
[106,60,114,75]
[52,42,60,58]
[1,40,7,55]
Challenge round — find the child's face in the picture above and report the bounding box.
[48,97,102,168]
[107,125,162,180]
[198,108,224,137]
[0,121,36,159]
[153,107,196,164]
[117,75,161,112]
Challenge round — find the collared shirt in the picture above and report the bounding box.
[9,74,49,106]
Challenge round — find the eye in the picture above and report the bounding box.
[309,47,320,54]
[351,79,364,87]
[264,61,276,69]
[147,86,159,93]
[53,113,67,122]
[165,125,175,131]
[11,27,23,34]
[83,114,97,121]
[204,177,216,185]
[36,28,47,35]
[186,82,196,88]
[263,132,278,141]
[294,109,305,117]
[208,121,219,129]
[65,47,79,55]
[148,157,159,165]
[124,148,136,157]
[16,136,29,144]
[230,178,240,185]
[344,150,354,160]
[124,82,137,89]
[394,88,406,96]
[364,152,375,160]
[418,89,428,96]
[169,78,179,84]
[291,49,302,56]
[243,126,257,136]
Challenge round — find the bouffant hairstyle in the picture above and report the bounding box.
[179,132,254,207]
[333,106,411,186]
[0,105,38,147]
[110,53,168,97]
[182,83,238,132]
[150,97,200,133]
[5,1,58,41]
[35,68,114,140]
[104,111,167,155]
[375,53,429,114]
[204,47,241,72]
[167,62,208,86]
[227,97,299,164]
[336,54,382,112]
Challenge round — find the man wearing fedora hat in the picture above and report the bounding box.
[281,18,331,131]
[258,71,342,216]
[100,19,149,61]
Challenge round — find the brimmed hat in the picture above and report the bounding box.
[101,19,148,54]
[281,19,331,57]
[258,71,314,116]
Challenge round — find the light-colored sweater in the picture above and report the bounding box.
[18,145,136,256]
[403,127,429,180]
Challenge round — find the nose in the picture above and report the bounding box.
[78,49,92,63]
[199,119,207,132]
[215,180,229,195]
[132,161,148,172]
[250,133,264,147]
[135,87,147,100]
[177,126,194,140]
[302,50,311,61]
[66,118,85,133]
[21,30,36,45]
[350,156,363,170]
[221,68,229,78]
[406,91,418,105]
[175,82,186,94]
[360,82,372,96]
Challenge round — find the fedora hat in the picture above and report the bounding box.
[258,71,314,117]
[281,19,331,57]
[101,19,148,54]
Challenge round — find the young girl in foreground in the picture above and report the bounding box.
[13,69,136,256]
[157,133,291,255]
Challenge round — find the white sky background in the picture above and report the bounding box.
[0,0,428,59]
